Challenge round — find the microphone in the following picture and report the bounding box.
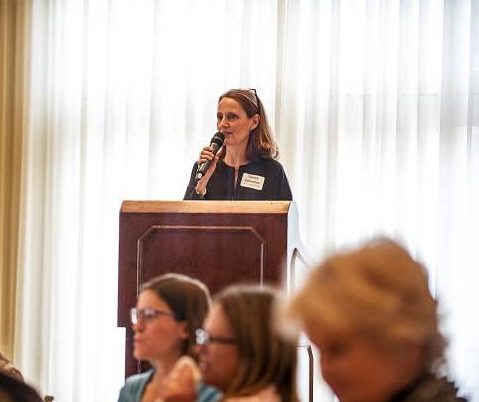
[195,132,225,182]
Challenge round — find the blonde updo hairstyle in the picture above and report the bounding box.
[289,238,446,373]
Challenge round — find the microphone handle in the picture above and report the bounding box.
[195,142,222,181]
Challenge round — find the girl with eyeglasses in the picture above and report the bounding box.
[184,89,292,201]
[117,273,220,402]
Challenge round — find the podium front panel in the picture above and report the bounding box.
[138,225,266,293]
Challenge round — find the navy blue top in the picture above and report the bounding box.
[184,158,292,201]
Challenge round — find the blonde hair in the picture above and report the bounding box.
[289,238,446,373]
[218,89,279,160]
[214,285,298,402]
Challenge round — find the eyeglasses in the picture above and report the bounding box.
[130,307,175,325]
[195,328,237,346]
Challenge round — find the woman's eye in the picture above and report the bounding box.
[217,113,239,122]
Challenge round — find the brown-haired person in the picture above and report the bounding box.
[0,371,43,402]
[0,352,23,381]
[184,89,292,201]
[195,285,298,402]
[117,273,220,402]
[287,238,467,402]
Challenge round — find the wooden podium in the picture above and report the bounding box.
[117,200,310,378]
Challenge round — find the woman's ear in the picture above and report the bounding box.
[250,114,260,131]
[178,322,189,340]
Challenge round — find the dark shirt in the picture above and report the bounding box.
[390,373,467,402]
[184,158,292,201]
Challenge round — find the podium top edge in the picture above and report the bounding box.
[120,200,293,214]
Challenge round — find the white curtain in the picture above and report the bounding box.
[15,0,479,401]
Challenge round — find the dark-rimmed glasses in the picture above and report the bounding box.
[130,307,175,325]
[195,328,237,346]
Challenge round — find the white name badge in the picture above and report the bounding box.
[240,173,265,191]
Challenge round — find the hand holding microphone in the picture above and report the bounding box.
[195,132,225,181]
[194,132,225,196]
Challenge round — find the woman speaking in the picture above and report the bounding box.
[184,89,292,201]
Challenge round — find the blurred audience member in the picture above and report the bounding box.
[196,285,298,402]
[0,352,23,381]
[118,273,219,402]
[0,371,43,402]
[288,238,467,402]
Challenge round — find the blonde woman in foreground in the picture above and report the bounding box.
[287,238,467,402]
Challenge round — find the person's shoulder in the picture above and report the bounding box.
[125,369,153,386]
[119,369,154,400]
[253,157,285,171]
[197,381,222,402]
[426,376,468,402]
[405,375,468,402]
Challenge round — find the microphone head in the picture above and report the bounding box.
[211,132,225,146]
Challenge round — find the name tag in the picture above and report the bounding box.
[240,173,265,191]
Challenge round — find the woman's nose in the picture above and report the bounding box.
[133,322,144,333]
[218,117,229,128]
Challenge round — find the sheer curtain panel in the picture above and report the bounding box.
[15,1,479,401]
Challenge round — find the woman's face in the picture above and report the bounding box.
[307,325,419,402]
[217,97,259,150]
[133,290,188,362]
[197,303,240,391]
